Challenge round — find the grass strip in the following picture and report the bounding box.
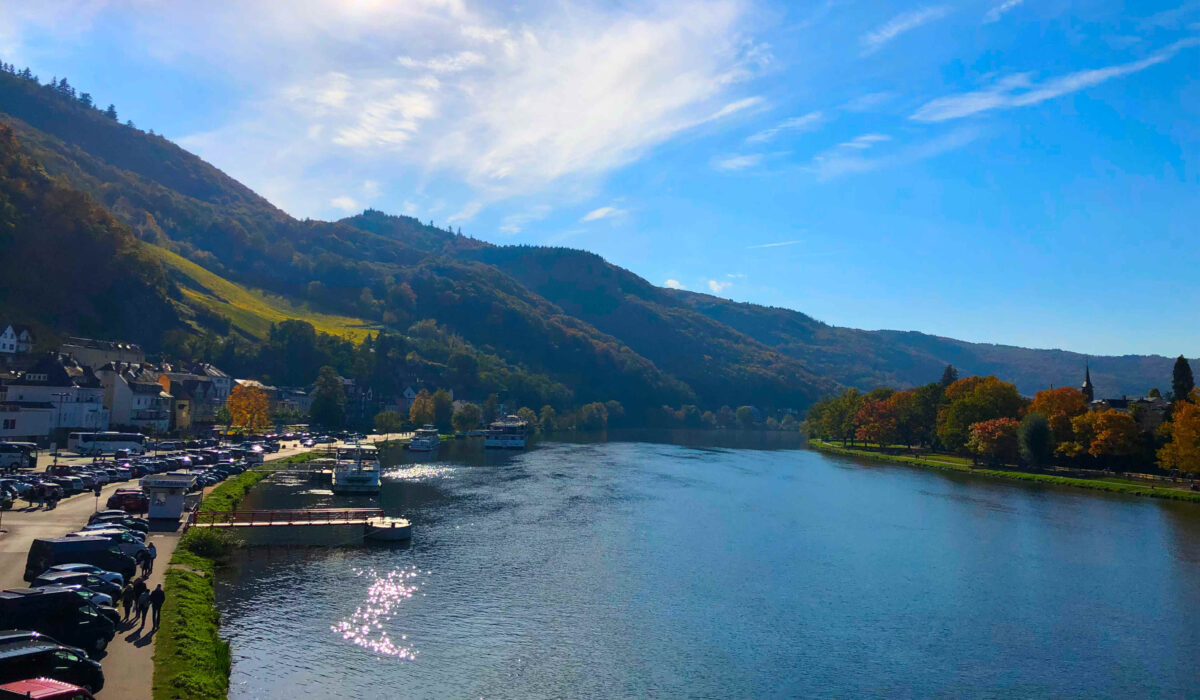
[810,440,1200,503]
[152,470,270,700]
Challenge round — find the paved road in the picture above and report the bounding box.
[0,439,371,699]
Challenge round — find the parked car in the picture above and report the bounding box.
[63,531,146,558]
[0,588,115,658]
[41,565,123,588]
[79,523,146,541]
[23,539,136,583]
[0,677,97,700]
[0,635,104,691]
[29,573,120,599]
[104,489,147,514]
[86,513,149,532]
[32,587,118,626]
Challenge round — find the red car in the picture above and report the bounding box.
[104,488,148,514]
[0,678,95,699]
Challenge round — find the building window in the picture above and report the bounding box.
[2,419,14,430]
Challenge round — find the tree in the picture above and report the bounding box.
[1088,410,1140,465]
[940,365,959,388]
[1018,412,1054,468]
[1028,387,1088,447]
[539,405,557,433]
[604,400,625,427]
[215,406,233,435]
[516,407,538,432]
[374,410,404,441]
[716,405,735,429]
[451,402,481,432]
[1148,388,1162,399]
[226,385,270,433]
[1158,393,1200,473]
[967,417,1020,465]
[911,382,945,448]
[735,406,756,429]
[887,390,922,448]
[409,389,434,426]
[1173,356,1194,402]
[432,389,454,431]
[78,92,93,108]
[309,365,346,428]
[578,402,609,430]
[481,393,500,424]
[937,376,1025,453]
[104,104,117,120]
[855,399,897,447]
[780,413,799,432]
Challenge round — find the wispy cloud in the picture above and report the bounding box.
[746,111,823,143]
[397,50,486,73]
[841,91,894,112]
[447,201,482,222]
[581,206,625,222]
[727,273,746,279]
[983,0,1025,24]
[810,127,978,180]
[665,279,686,289]
[861,6,951,55]
[838,133,891,149]
[747,240,801,249]
[713,153,763,171]
[911,38,1200,122]
[499,204,551,234]
[708,279,731,293]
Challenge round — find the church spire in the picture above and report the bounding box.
[1081,361,1095,403]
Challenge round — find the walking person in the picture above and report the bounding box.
[146,542,157,574]
[136,588,151,630]
[136,548,151,577]
[120,583,135,622]
[132,576,147,602]
[149,584,166,628]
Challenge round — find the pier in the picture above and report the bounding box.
[188,508,401,545]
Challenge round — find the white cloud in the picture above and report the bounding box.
[665,279,686,289]
[362,180,381,198]
[727,273,746,278]
[841,91,894,112]
[447,200,483,222]
[838,133,891,149]
[68,0,765,218]
[861,6,951,55]
[713,153,763,171]
[911,38,1200,122]
[810,127,978,180]
[746,111,823,143]
[747,240,801,249]
[983,0,1024,24]
[499,204,551,234]
[708,279,731,293]
[581,206,626,222]
[330,195,359,212]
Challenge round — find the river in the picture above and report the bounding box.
[215,432,1200,698]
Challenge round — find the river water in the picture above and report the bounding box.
[215,432,1200,698]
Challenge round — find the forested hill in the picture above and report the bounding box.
[0,64,1187,409]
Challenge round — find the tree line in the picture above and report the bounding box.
[807,358,1200,474]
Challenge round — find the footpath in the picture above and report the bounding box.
[0,442,322,700]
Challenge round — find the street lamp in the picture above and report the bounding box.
[52,392,68,467]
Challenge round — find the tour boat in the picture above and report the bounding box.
[484,415,528,449]
[408,426,440,452]
[331,444,381,495]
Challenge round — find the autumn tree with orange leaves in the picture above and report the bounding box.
[226,384,270,433]
[1158,391,1200,473]
[967,417,1020,465]
[1028,387,1089,447]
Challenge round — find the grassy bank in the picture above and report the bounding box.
[152,470,271,700]
[810,440,1200,504]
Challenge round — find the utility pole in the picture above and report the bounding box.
[52,392,68,467]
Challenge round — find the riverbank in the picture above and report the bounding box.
[809,440,1200,503]
[151,469,271,700]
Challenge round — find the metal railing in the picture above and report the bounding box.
[190,507,384,526]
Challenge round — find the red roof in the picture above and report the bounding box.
[0,677,93,699]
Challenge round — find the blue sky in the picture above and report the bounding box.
[2,0,1198,356]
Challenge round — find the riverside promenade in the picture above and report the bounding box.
[0,440,328,700]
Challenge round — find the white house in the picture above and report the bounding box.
[1,353,110,439]
[95,362,172,433]
[0,324,34,355]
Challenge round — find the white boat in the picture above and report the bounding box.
[331,444,381,495]
[365,516,412,541]
[484,415,528,449]
[408,426,440,452]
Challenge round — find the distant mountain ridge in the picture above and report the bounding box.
[0,67,1188,409]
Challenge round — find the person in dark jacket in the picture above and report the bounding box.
[149,584,166,628]
[136,589,151,629]
[120,583,135,621]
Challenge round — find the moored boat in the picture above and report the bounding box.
[408,425,440,452]
[331,444,381,495]
[365,516,412,541]
[484,415,528,449]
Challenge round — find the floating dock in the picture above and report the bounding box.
[189,508,409,545]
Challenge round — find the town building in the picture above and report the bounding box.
[0,324,34,355]
[1082,366,1170,432]
[0,352,110,442]
[94,362,172,433]
[59,336,145,368]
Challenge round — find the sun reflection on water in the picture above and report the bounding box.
[383,464,456,480]
[331,567,421,660]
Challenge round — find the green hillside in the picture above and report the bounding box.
[146,244,379,342]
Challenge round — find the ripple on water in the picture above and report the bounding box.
[330,566,422,660]
[383,464,457,481]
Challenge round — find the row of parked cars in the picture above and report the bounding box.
[1,509,156,695]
